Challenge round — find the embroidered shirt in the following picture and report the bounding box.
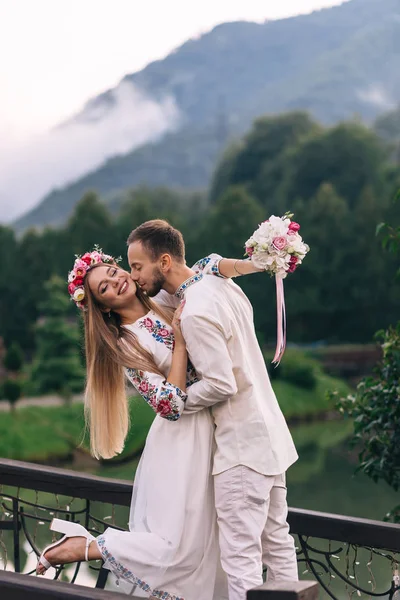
[179,273,299,476]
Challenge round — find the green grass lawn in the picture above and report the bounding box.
[1,368,350,463]
[0,398,155,463]
[273,372,351,419]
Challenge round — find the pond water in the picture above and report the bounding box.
[93,419,399,522]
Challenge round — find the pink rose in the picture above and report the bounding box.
[143,318,154,328]
[245,246,254,256]
[68,283,76,295]
[139,381,149,393]
[288,222,300,233]
[74,259,88,271]
[157,399,172,417]
[272,236,288,251]
[158,328,170,337]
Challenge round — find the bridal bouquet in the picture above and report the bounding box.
[244,213,309,364]
[244,213,309,278]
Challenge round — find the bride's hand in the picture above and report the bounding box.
[172,300,186,347]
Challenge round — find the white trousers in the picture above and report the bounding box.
[214,466,298,600]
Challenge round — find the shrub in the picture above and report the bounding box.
[3,379,22,412]
[281,357,317,389]
[265,348,318,389]
[336,324,400,510]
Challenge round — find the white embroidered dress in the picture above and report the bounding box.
[96,256,228,600]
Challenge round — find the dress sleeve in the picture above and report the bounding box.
[126,368,186,421]
[191,254,227,278]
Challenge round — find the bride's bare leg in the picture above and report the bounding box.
[37,537,101,575]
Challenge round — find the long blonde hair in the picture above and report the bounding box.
[83,264,173,459]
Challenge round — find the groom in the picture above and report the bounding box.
[127,219,298,600]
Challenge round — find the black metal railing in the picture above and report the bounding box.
[1,458,400,599]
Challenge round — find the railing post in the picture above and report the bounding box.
[12,498,20,573]
[247,581,319,600]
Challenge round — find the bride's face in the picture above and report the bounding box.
[87,265,138,311]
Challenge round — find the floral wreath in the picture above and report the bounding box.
[67,245,121,310]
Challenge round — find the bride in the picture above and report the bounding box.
[36,248,258,599]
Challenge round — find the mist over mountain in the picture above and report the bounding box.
[10,0,400,231]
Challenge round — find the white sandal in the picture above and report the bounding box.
[36,518,95,575]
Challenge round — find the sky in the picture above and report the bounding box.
[0,0,347,222]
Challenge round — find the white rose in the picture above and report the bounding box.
[257,221,272,236]
[73,287,85,302]
[289,235,306,254]
[269,216,288,236]
[253,230,271,246]
[68,271,75,283]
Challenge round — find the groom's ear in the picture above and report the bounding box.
[160,253,172,272]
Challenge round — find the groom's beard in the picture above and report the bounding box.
[145,266,166,297]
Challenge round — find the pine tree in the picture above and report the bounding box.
[30,275,85,403]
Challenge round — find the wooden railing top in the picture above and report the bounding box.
[0,570,126,599]
[0,458,132,506]
[1,458,400,552]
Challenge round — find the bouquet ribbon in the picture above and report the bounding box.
[272,276,286,365]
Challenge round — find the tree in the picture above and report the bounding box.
[66,191,113,255]
[13,227,57,352]
[282,122,388,209]
[2,341,24,413]
[285,182,352,342]
[0,226,21,348]
[30,275,85,402]
[4,342,23,372]
[209,111,319,206]
[2,379,22,414]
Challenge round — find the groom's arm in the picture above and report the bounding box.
[181,313,237,411]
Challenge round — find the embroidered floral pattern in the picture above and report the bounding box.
[192,256,211,271]
[211,261,223,276]
[138,316,174,350]
[127,369,185,421]
[175,273,203,299]
[192,254,225,278]
[97,537,184,600]
[186,359,199,387]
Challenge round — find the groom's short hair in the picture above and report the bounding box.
[127,219,185,263]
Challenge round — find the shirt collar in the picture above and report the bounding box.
[175,272,203,299]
